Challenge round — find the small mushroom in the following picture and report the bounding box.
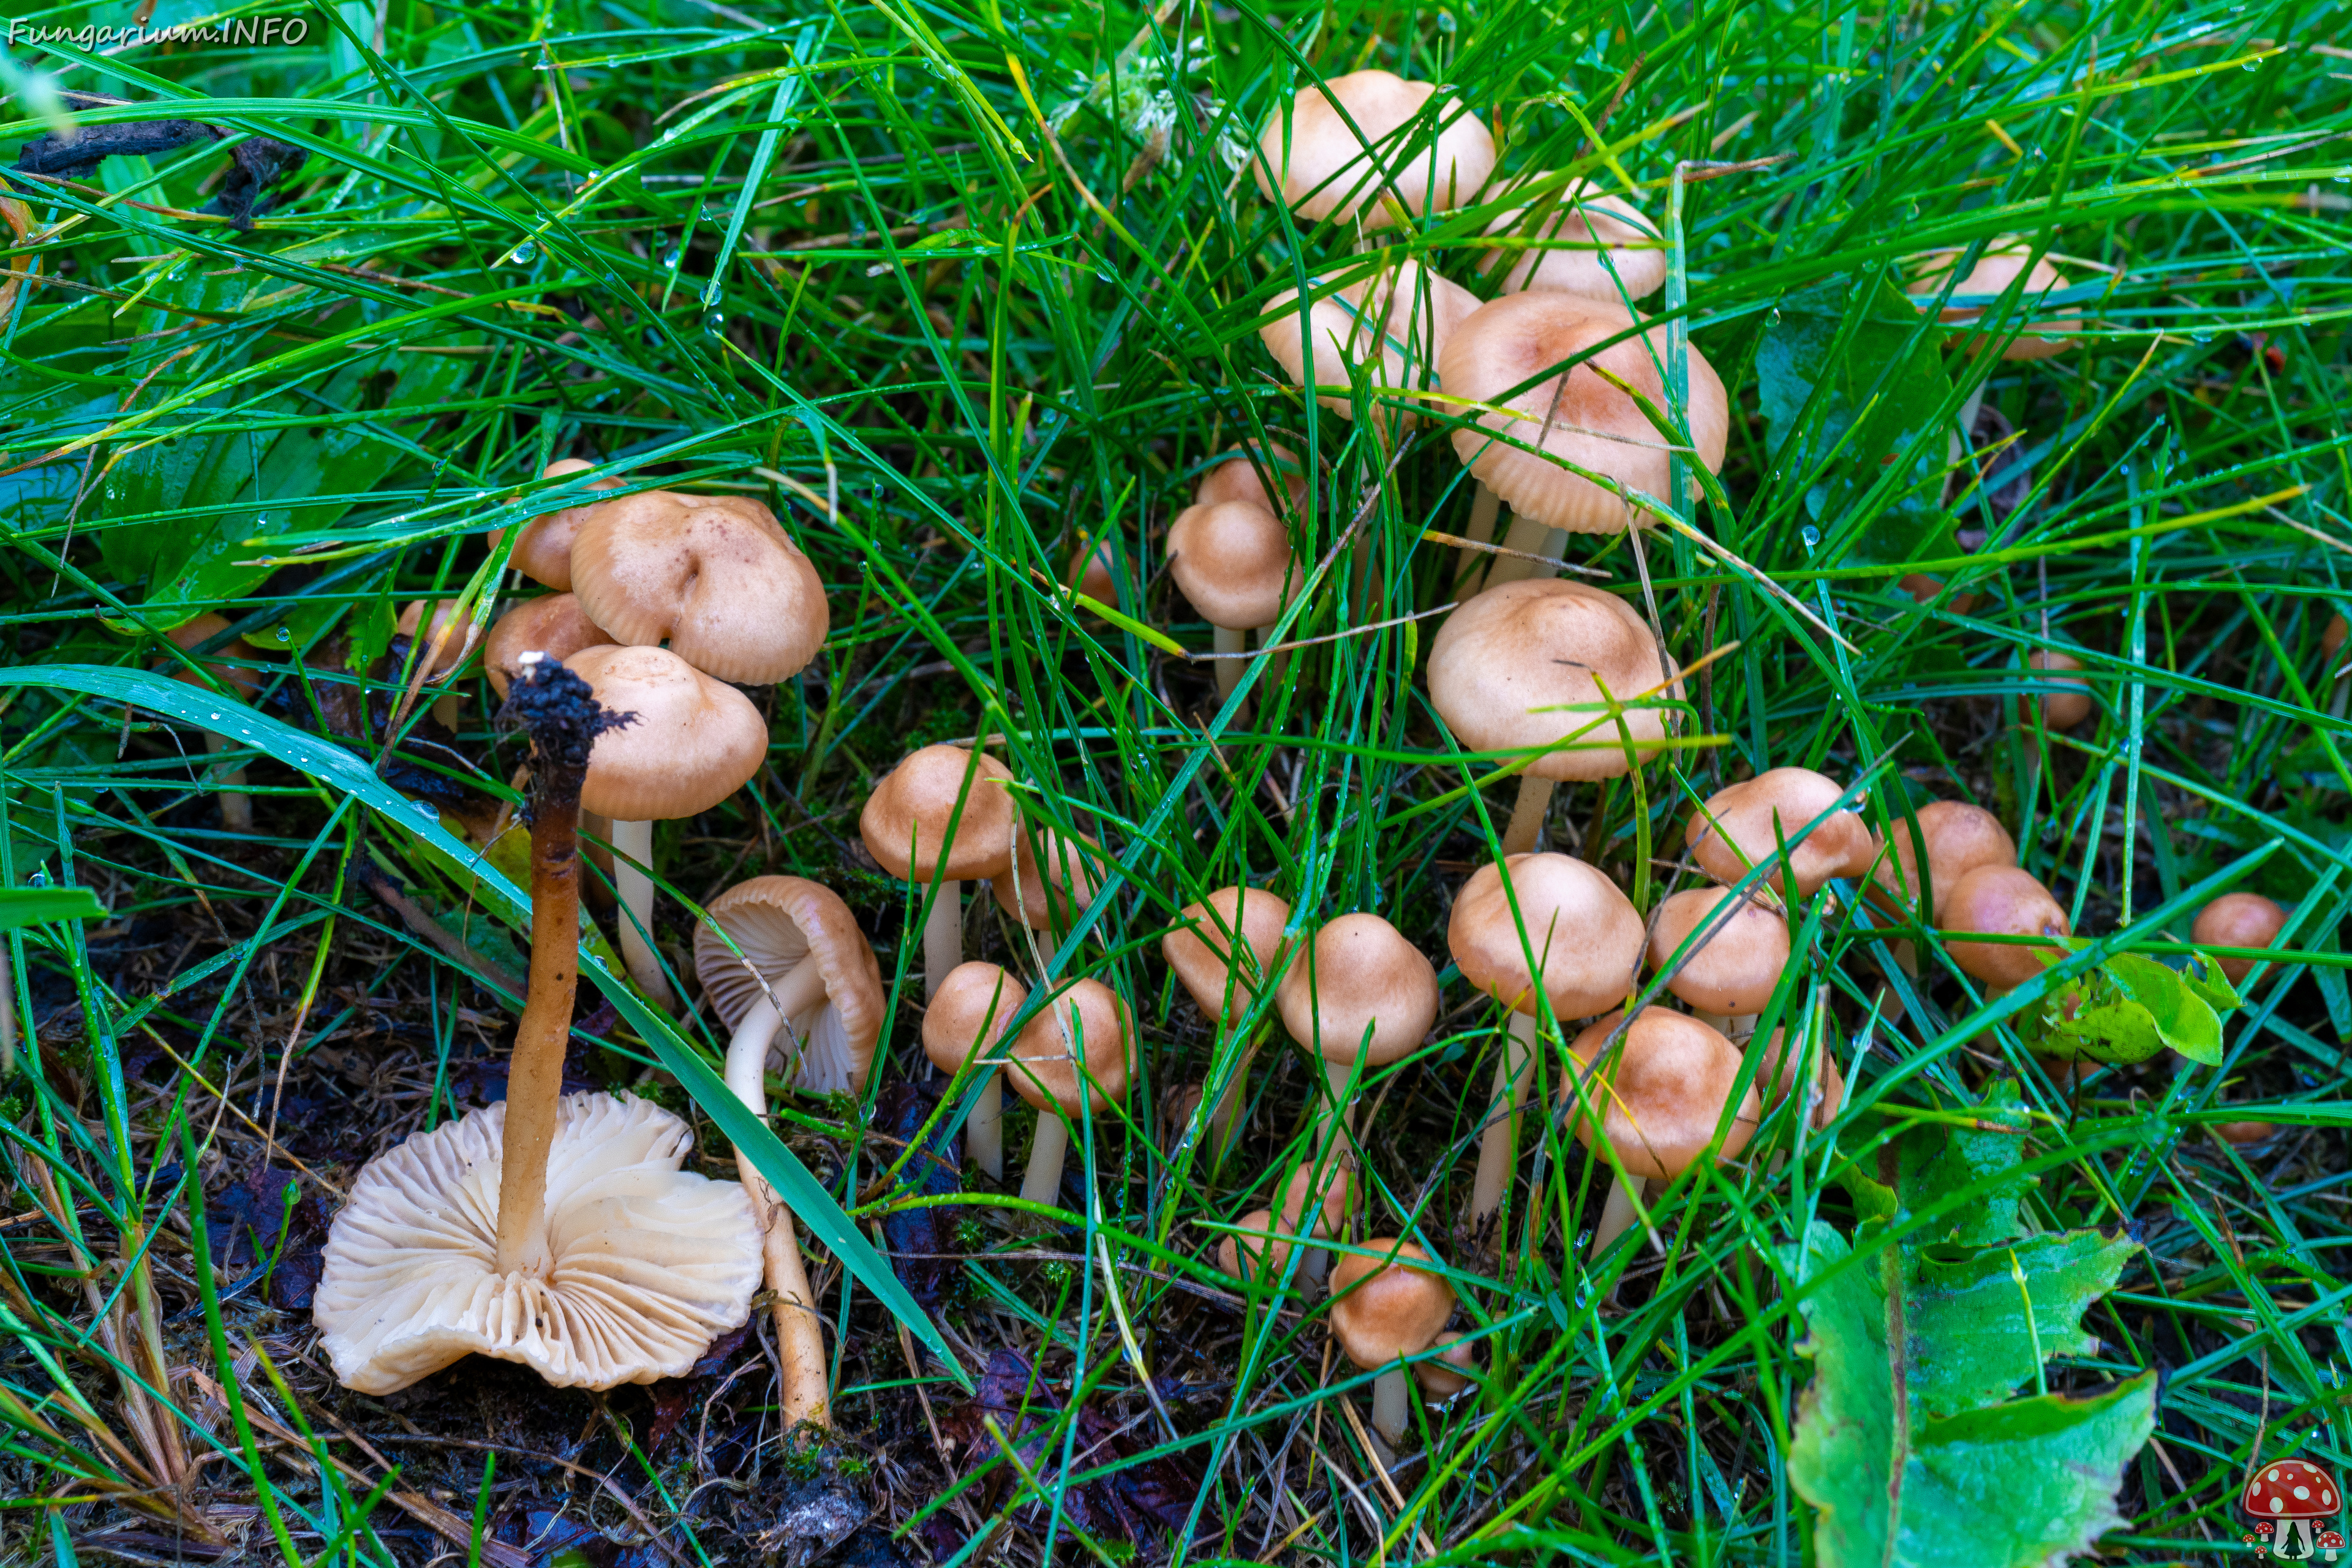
[1414,1330,1479,1399]
[1162,885,1294,1158]
[2021,650,2094,729]
[991,817,1107,933]
[1687,767,1874,899]
[1327,1239,1455,1451]
[1195,442,1310,514]
[1906,239,2081,361]
[1260,258,1478,432]
[1218,1206,1300,1286]
[1065,537,1117,607]
[569,492,827,686]
[499,458,625,589]
[160,614,263,832]
[1749,1028,1846,1132]
[1872,801,2018,922]
[1276,914,1440,1151]
[923,960,1029,1180]
[1428,579,1680,855]
[1942,865,2071,992]
[1563,1008,1760,1258]
[858,744,1018,997]
[1647,886,1792,1041]
[485,595,616,698]
[394,599,485,731]
[2192,892,2290,986]
[1165,498,1302,705]
[1483,173,1665,303]
[1253,70,1496,230]
[1449,853,1645,1226]
[1005,979,1133,1208]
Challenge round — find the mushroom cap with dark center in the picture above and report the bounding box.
[396,600,483,679]
[1196,442,1310,514]
[1942,865,2071,988]
[2192,892,2290,984]
[486,595,617,698]
[1450,853,1643,1019]
[567,645,767,821]
[922,961,1029,1077]
[502,458,625,589]
[694,876,886,1096]
[858,744,1019,884]
[1006,978,1133,1116]
[164,613,262,699]
[1276,913,1440,1069]
[992,820,1107,931]
[1261,260,1479,426]
[1327,1240,1454,1370]
[1166,500,1302,631]
[1688,767,1872,897]
[1163,885,1294,1022]
[1254,70,1496,226]
[1436,293,1729,534]
[1564,1008,1760,1181]
[1484,174,1665,301]
[569,492,827,685]
[1905,242,2080,360]
[2242,1459,2339,1522]
[1428,579,1678,783]
[1647,887,1792,1017]
[1874,801,2018,922]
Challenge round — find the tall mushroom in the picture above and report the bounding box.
[1448,853,1644,1227]
[160,614,263,832]
[1428,579,1679,856]
[2193,892,2290,985]
[1254,70,1495,233]
[924,960,1028,1180]
[1483,173,1665,303]
[314,657,763,1393]
[1687,767,1874,900]
[1005,978,1132,1208]
[1162,884,1294,1156]
[859,744,1018,997]
[1562,1008,1760,1257]
[1647,886,1792,1041]
[1328,1239,1455,1453]
[692,877,886,1430]
[1276,913,1439,1151]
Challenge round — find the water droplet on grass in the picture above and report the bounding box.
[509,241,539,265]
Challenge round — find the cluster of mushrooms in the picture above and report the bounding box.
[136,66,2293,1465]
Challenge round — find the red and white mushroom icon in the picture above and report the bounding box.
[2243,1458,2342,1558]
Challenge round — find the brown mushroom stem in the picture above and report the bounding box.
[923,882,965,1000]
[202,732,254,832]
[1213,625,1247,703]
[1499,774,1555,857]
[722,960,835,1430]
[1591,1173,1647,1257]
[1453,483,1502,596]
[1021,1114,1072,1207]
[609,816,676,1008]
[432,692,462,731]
[1468,1012,1540,1224]
[1371,1368,1414,1447]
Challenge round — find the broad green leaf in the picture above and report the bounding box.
[1847,1080,2035,1244]
[1906,1230,2143,1419]
[2018,952,2233,1066]
[0,886,107,929]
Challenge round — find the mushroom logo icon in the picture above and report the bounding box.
[2242,1458,2343,1560]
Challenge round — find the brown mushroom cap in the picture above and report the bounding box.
[1428,579,1678,783]
[1564,1008,1760,1180]
[1217,1207,1301,1284]
[1163,885,1294,1022]
[1066,538,1117,604]
[1280,1158,1353,1235]
[1196,443,1310,515]
[1276,913,1440,1069]
[567,644,768,821]
[1450,853,1644,1019]
[1166,500,1300,632]
[1006,978,1133,1115]
[1254,70,1496,227]
[992,821,1107,931]
[858,744,1019,884]
[1485,174,1665,301]
[394,600,483,679]
[1688,768,1872,897]
[1414,1330,1479,1397]
[568,493,827,685]
[1647,888,1792,1017]
[1905,242,2079,360]
[1327,1240,1454,1370]
[1874,801,2018,922]
[1261,260,1479,426]
[2024,650,2093,728]
[164,613,262,699]
[2192,892,2290,984]
[1749,1028,1845,1129]
[2325,614,2348,660]
[486,595,617,698]
[1436,293,1730,534]
[693,876,887,1096]
[502,458,625,589]
[312,1091,762,1394]
[1942,865,2071,988]
[922,961,1030,1077]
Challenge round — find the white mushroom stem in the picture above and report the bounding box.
[1021,1112,1071,1207]
[1695,1010,1759,1043]
[1454,483,1502,597]
[968,1071,1005,1181]
[1319,1058,1360,1148]
[1499,773,1555,858]
[609,817,675,1008]
[1591,1173,1648,1257]
[1468,1011,1540,1225]
[1370,1367,1412,1447]
[922,880,963,1000]
[202,732,253,832]
[1213,625,1247,703]
[1482,511,1556,588]
[722,962,836,1430]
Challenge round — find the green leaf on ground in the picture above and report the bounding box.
[2019,952,2236,1065]
[0,885,107,929]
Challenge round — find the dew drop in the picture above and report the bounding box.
[509,241,540,265]
[28,870,48,888]
[701,308,726,334]
[662,246,683,268]
[1436,9,1457,31]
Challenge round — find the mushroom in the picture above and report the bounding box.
[1276,914,1440,1150]
[1195,442,1310,514]
[1414,1330,1479,1398]
[1436,294,1728,590]
[1327,1239,1455,1452]
[2021,650,2094,729]
[1687,767,1874,900]
[569,645,769,1007]
[1278,1155,1355,1286]
[2193,892,2290,986]
[1165,497,1303,705]
[991,818,1107,933]
[486,595,616,699]
[2241,1459,2340,1558]
[1562,1008,1760,1257]
[692,876,886,1430]
[1449,853,1645,1226]
[394,599,485,731]
[1161,885,1294,1157]
[160,614,263,832]
[858,744,1019,997]
[314,657,762,1393]
[1483,173,1665,303]
[1871,800,2018,923]
[1261,258,1479,433]
[1749,1028,1845,1133]
[924,960,1029,1181]
[1647,886,1792,1041]
[1065,537,1117,606]
[1942,865,2071,992]
[2324,612,2348,718]
[1253,70,1496,230]
[1428,579,1679,856]
[1217,1206,1302,1287]
[568,491,828,687]
[499,458,625,589]
[1005,978,1133,1208]
[1907,239,2080,360]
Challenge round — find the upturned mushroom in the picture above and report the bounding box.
[1647,886,1792,1040]
[1254,70,1495,230]
[923,961,1029,1181]
[1563,1008,1760,1257]
[1428,579,1679,855]
[314,657,762,1393]
[160,614,263,832]
[1162,884,1294,1156]
[1942,865,2071,992]
[2193,892,2290,986]
[859,744,1018,997]
[692,876,886,1429]
[1483,173,1665,303]
[1261,258,1479,432]
[1449,853,1644,1226]
[1687,767,1874,899]
[1277,913,1440,1148]
[394,599,484,730]
[1165,497,1302,705]
[570,645,769,1007]
[486,595,615,699]
[569,491,828,687]
[1327,1239,1455,1452]
[1005,978,1133,1208]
